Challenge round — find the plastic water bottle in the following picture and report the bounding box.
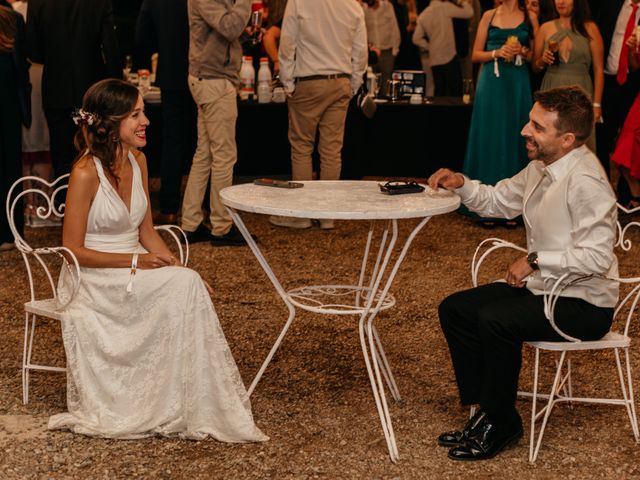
[257,57,272,103]
[239,56,255,101]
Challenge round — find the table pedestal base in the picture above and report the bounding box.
[228,208,431,462]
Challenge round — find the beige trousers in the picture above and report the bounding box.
[287,78,352,181]
[182,76,237,236]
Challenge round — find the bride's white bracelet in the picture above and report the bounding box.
[126,253,139,293]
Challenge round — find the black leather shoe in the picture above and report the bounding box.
[447,416,523,461]
[184,224,213,244]
[210,225,254,247]
[438,409,488,447]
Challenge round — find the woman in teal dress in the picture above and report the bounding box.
[463,0,534,207]
[533,0,603,151]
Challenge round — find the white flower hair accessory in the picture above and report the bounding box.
[71,108,98,126]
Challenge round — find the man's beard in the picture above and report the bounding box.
[524,136,556,162]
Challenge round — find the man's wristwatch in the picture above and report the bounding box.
[527,251,539,270]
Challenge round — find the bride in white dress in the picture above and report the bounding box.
[49,79,267,442]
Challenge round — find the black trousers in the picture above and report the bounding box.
[0,56,23,244]
[438,283,613,422]
[596,73,640,178]
[431,57,462,97]
[44,107,77,177]
[159,89,196,214]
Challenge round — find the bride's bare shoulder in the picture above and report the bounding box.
[70,155,99,186]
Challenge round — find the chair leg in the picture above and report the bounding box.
[529,348,540,463]
[624,349,640,442]
[530,350,566,463]
[615,348,640,442]
[22,312,30,405]
[565,358,573,408]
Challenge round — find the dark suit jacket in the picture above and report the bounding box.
[135,0,189,91]
[26,0,121,109]
[1,2,31,127]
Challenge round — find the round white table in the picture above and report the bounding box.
[221,180,460,462]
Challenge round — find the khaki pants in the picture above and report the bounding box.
[287,78,351,181]
[182,76,237,236]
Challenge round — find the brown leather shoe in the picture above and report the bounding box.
[154,213,179,225]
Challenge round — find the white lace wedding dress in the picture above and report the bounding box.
[49,153,267,442]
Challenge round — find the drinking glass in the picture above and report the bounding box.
[250,11,263,45]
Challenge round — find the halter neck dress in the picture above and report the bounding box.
[50,152,267,442]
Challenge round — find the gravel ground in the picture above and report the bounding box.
[1,211,639,479]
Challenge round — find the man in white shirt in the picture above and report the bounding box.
[363,0,401,92]
[412,0,473,96]
[428,86,618,461]
[274,0,367,229]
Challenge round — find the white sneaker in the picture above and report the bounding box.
[318,219,335,230]
[268,215,312,229]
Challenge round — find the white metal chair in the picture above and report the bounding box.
[6,175,189,404]
[470,203,640,463]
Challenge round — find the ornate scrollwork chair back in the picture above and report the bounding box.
[6,175,190,405]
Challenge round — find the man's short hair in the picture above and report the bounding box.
[533,86,594,145]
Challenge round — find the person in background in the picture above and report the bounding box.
[595,0,640,191]
[527,0,554,92]
[461,0,534,227]
[264,0,287,26]
[363,0,401,93]
[412,0,474,96]
[181,0,253,246]
[263,20,282,75]
[0,2,29,252]
[533,0,603,152]
[26,0,121,178]
[11,0,54,227]
[392,0,422,69]
[536,0,557,24]
[611,32,640,211]
[273,0,367,230]
[135,0,196,225]
[429,86,617,461]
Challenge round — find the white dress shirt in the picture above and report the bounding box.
[605,0,640,75]
[412,0,473,67]
[278,0,368,94]
[455,145,619,308]
[364,0,401,56]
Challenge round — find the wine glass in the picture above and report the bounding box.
[250,11,263,46]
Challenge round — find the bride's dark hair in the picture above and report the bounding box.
[73,79,140,184]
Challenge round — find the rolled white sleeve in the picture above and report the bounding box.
[454,167,529,220]
[351,11,368,94]
[412,17,430,52]
[389,6,401,56]
[278,0,298,93]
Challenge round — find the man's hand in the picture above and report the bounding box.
[505,256,534,288]
[428,168,465,191]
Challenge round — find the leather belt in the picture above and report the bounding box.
[297,73,350,82]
